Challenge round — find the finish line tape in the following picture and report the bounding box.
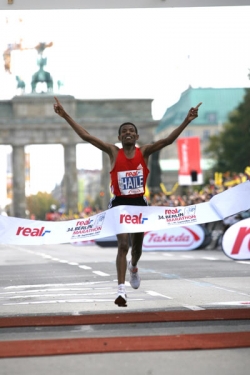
[0,182,249,245]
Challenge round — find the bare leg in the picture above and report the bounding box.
[130,232,144,266]
[116,233,130,284]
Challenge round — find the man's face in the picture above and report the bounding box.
[118,124,139,145]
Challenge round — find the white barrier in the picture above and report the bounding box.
[0,181,250,246]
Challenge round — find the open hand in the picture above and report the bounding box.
[54,96,65,117]
[187,102,202,122]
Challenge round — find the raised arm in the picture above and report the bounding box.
[142,103,202,158]
[54,97,117,158]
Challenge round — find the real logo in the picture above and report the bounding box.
[125,171,139,177]
[16,226,51,237]
[120,213,148,224]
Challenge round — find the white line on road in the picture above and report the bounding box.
[4,281,111,289]
[236,261,250,265]
[0,287,106,295]
[0,291,117,299]
[3,298,144,306]
[146,290,173,299]
[78,265,92,270]
[183,305,205,311]
[162,253,174,257]
[92,271,110,276]
[208,301,250,306]
[50,258,61,262]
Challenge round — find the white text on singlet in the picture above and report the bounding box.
[117,169,144,195]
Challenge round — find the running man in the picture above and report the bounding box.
[54,97,202,307]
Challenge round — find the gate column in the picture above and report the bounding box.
[12,145,26,218]
[63,144,78,214]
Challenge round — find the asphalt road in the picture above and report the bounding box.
[0,242,250,374]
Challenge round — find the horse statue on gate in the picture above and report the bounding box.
[16,76,26,94]
[31,42,54,93]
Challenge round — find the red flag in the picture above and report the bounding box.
[177,137,203,185]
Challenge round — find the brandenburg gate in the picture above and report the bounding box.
[0,95,157,217]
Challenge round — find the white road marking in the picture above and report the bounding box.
[146,290,172,299]
[3,298,144,306]
[183,305,205,311]
[0,287,113,295]
[202,257,218,260]
[162,253,174,257]
[0,291,117,299]
[92,271,110,276]
[4,281,111,289]
[236,261,250,265]
[50,258,61,262]
[78,265,92,270]
[0,281,126,306]
[208,301,250,306]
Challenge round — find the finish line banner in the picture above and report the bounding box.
[0,182,250,246]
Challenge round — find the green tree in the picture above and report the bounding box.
[205,89,250,173]
[26,192,60,220]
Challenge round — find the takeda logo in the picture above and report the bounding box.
[120,213,148,224]
[222,218,250,260]
[16,226,51,237]
[142,225,204,250]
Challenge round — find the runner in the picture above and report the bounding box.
[54,97,201,306]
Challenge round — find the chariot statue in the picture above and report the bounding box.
[31,42,53,93]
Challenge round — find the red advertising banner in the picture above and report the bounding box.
[177,137,203,185]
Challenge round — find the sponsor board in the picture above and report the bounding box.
[222,218,250,260]
[96,225,206,251]
[142,225,205,251]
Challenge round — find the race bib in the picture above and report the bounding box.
[118,169,144,195]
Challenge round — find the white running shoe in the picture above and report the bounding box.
[114,292,127,307]
[128,260,141,289]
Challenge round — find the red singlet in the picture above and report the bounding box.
[110,148,149,198]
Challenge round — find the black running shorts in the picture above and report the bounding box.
[108,195,148,209]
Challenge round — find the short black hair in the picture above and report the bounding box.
[118,122,138,135]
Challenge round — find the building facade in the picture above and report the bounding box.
[154,87,246,189]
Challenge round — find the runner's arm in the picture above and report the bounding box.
[54,96,115,155]
[142,103,202,157]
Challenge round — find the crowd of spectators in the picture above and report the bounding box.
[45,170,250,223]
[149,189,212,207]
